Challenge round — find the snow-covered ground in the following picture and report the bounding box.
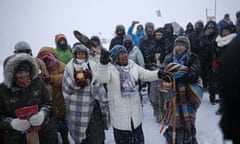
[104,92,228,144]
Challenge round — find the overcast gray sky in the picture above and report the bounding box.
[0,0,239,59]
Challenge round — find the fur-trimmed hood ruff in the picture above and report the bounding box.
[3,53,38,88]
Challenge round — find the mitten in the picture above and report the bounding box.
[29,110,46,126]
[10,118,30,131]
[100,49,110,65]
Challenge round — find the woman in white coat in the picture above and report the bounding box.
[96,44,166,144]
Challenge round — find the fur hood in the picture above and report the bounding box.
[3,53,39,88]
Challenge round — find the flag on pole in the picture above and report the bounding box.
[156,10,161,17]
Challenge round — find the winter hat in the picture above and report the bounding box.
[90,35,101,46]
[15,60,32,73]
[55,34,66,41]
[174,36,191,49]
[123,35,133,43]
[154,27,165,37]
[195,20,204,31]
[14,41,32,55]
[110,44,127,62]
[145,22,154,29]
[72,43,89,58]
[219,22,236,35]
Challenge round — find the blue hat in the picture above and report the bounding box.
[110,45,127,62]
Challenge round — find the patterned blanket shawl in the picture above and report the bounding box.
[164,63,203,130]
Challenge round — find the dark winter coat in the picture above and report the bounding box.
[0,53,56,144]
[109,35,125,50]
[198,21,218,87]
[139,35,156,70]
[154,27,169,63]
[163,24,177,54]
[163,52,201,84]
[219,34,240,141]
[208,33,237,96]
[189,29,204,55]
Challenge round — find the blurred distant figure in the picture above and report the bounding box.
[139,22,156,70]
[55,34,72,64]
[188,20,204,55]
[90,35,104,62]
[219,34,240,144]
[127,20,145,47]
[185,22,194,37]
[163,23,177,54]
[198,21,218,92]
[218,13,234,32]
[109,24,126,50]
[235,10,240,33]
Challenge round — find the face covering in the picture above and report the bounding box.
[15,71,31,88]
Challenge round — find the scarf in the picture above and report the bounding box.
[173,52,187,65]
[115,63,137,97]
[216,33,237,47]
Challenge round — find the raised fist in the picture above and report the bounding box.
[132,21,139,25]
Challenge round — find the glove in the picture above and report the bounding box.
[157,70,167,79]
[100,48,110,65]
[211,60,219,69]
[42,74,51,84]
[10,118,30,131]
[29,110,46,126]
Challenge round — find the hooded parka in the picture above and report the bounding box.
[0,53,56,144]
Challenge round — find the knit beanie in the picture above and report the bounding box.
[110,44,127,63]
[14,41,32,54]
[174,36,191,49]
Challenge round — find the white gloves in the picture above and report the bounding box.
[10,118,30,131]
[29,110,46,126]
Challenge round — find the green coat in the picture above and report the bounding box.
[55,45,72,64]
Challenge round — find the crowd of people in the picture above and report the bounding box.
[0,10,240,144]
